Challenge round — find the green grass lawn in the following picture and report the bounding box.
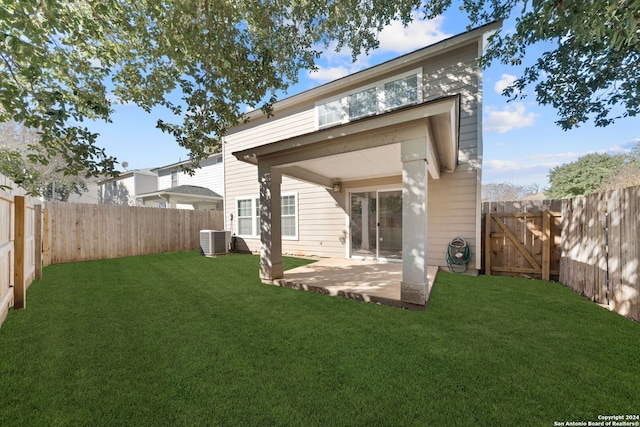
[1,252,638,426]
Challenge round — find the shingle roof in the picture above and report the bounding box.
[156,185,222,198]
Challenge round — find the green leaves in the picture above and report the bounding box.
[546,152,629,198]
[2,0,638,177]
[458,0,640,130]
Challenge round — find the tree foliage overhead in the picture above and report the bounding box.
[1,0,421,176]
[425,0,640,129]
[1,0,638,177]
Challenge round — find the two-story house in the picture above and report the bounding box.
[223,22,500,306]
[136,153,224,210]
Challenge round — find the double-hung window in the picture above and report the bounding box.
[237,198,256,236]
[281,195,297,238]
[236,193,298,239]
[316,68,422,129]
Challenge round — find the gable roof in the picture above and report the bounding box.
[138,185,222,199]
[242,20,502,119]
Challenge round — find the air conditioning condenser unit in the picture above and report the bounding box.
[200,230,231,256]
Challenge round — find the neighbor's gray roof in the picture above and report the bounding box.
[137,185,222,199]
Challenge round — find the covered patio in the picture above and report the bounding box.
[271,258,439,309]
[233,95,460,307]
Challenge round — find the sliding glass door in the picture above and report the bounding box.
[350,190,402,260]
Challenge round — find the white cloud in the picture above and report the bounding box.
[484,159,559,172]
[494,74,517,95]
[308,65,356,82]
[107,93,134,106]
[307,15,451,83]
[376,15,451,54]
[484,102,538,133]
[484,159,523,171]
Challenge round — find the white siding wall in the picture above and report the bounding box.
[422,43,481,268]
[134,174,159,204]
[67,181,100,204]
[98,175,137,206]
[157,156,224,196]
[224,40,482,269]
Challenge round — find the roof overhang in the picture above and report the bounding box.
[233,95,459,188]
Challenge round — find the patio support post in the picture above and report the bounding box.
[400,138,429,305]
[258,163,283,280]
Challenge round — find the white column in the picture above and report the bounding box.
[401,138,429,305]
[258,163,283,280]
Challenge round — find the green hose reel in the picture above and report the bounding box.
[446,237,471,273]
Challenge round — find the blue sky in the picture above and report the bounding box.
[89,9,639,189]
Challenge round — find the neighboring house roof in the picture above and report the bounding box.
[152,152,222,172]
[97,168,156,184]
[136,185,222,205]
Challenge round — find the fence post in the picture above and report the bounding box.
[34,204,43,280]
[43,207,50,267]
[484,212,492,275]
[542,209,551,281]
[13,195,26,309]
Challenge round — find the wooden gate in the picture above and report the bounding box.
[482,201,562,281]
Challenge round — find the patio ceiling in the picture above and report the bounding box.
[233,95,460,189]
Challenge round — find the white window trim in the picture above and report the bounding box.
[170,170,178,187]
[315,68,423,130]
[235,192,298,240]
[280,192,299,240]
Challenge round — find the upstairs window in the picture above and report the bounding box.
[316,69,422,129]
[170,170,178,187]
[384,74,419,110]
[318,99,343,127]
[348,87,378,119]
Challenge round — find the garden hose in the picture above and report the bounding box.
[446,237,471,274]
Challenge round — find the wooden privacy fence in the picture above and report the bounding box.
[46,203,223,264]
[560,186,639,322]
[1,174,43,327]
[483,187,639,322]
[483,200,562,281]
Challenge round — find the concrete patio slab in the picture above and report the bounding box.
[269,258,439,309]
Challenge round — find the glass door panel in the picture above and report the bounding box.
[350,192,377,258]
[350,190,402,260]
[377,190,402,259]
